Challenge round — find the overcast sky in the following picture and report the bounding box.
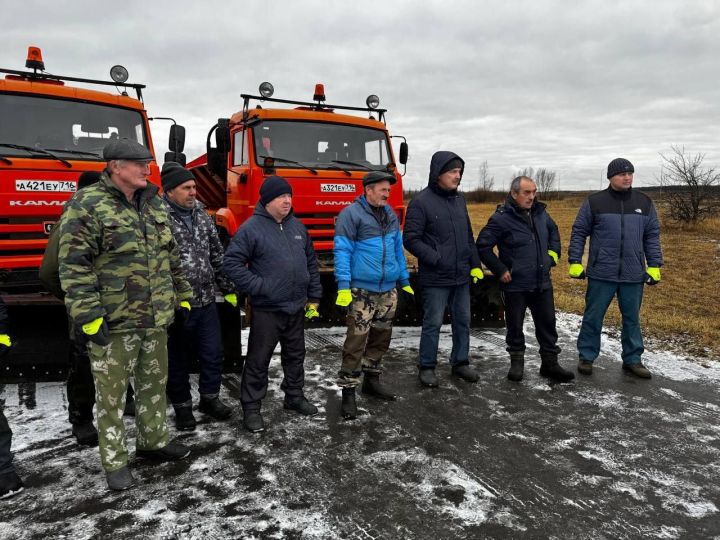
[5,0,720,190]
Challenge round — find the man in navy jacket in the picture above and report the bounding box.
[477,176,574,382]
[404,151,484,387]
[334,171,412,419]
[224,176,322,432]
[568,158,663,378]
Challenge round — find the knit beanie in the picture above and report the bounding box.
[260,175,292,205]
[607,158,634,179]
[161,161,195,192]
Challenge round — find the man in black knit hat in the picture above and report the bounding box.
[224,175,322,432]
[568,158,663,378]
[161,162,237,430]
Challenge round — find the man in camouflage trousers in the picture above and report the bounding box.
[58,138,194,491]
[334,171,413,420]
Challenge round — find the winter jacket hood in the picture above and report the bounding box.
[428,151,465,197]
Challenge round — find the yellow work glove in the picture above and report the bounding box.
[548,250,559,265]
[568,263,585,279]
[336,289,352,307]
[470,267,484,283]
[82,316,110,346]
[224,293,238,307]
[645,267,661,285]
[0,333,10,360]
[180,301,192,311]
[305,303,320,320]
[402,285,415,295]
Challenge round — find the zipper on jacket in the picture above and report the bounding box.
[618,199,625,279]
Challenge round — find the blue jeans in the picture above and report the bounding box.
[167,302,225,405]
[577,279,645,365]
[0,406,14,475]
[418,284,471,368]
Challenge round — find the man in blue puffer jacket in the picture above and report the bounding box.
[477,176,575,383]
[568,158,663,379]
[224,176,322,432]
[334,171,412,419]
[404,151,484,388]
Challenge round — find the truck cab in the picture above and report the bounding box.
[187,83,408,268]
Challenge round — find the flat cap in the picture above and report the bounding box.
[103,138,153,161]
[363,170,396,187]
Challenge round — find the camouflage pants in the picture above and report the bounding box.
[337,288,397,388]
[88,328,169,472]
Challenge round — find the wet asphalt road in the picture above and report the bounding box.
[1,322,719,539]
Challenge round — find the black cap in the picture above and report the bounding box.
[77,171,102,190]
[103,138,153,161]
[439,158,464,176]
[607,158,634,179]
[362,171,396,187]
[161,162,195,192]
[260,175,293,205]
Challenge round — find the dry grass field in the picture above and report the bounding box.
[464,196,720,359]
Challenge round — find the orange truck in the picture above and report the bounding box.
[185,82,412,321]
[0,46,184,381]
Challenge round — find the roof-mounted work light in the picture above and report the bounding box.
[25,46,45,71]
[366,94,380,109]
[313,83,326,102]
[259,81,274,98]
[110,65,129,84]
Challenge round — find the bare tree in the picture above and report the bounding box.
[478,160,495,191]
[658,146,720,224]
[513,167,556,197]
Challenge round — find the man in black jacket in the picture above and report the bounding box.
[404,151,484,387]
[476,176,574,382]
[0,298,24,500]
[223,176,322,433]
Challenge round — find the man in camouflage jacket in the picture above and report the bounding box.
[160,162,237,431]
[58,138,193,491]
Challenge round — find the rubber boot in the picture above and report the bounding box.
[507,352,524,382]
[361,372,396,401]
[341,388,357,420]
[539,354,575,383]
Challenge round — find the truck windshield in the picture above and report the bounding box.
[252,121,392,170]
[0,94,148,160]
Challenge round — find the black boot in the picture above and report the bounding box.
[199,396,233,420]
[361,372,396,401]
[507,352,524,382]
[539,354,575,383]
[173,405,197,431]
[72,422,99,446]
[341,388,357,420]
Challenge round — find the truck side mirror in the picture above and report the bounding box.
[169,124,186,153]
[399,142,408,165]
[207,148,227,181]
[216,118,230,154]
[164,151,186,166]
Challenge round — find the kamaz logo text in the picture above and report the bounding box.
[316,200,351,206]
[9,200,65,206]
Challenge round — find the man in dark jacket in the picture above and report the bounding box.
[477,176,574,382]
[224,176,322,433]
[334,171,412,419]
[404,151,484,387]
[569,158,663,378]
[0,298,24,500]
[161,162,237,431]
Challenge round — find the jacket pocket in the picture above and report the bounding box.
[103,218,138,254]
[98,278,129,324]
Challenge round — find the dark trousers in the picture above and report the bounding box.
[67,326,134,424]
[503,288,561,356]
[167,302,225,406]
[241,309,305,411]
[0,406,14,475]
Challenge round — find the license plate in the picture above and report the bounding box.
[320,183,355,193]
[15,180,77,192]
